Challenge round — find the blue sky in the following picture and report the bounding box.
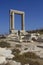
[0,0,43,34]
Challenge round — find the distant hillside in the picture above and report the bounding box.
[27,29,43,34]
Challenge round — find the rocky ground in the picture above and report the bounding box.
[0,33,43,65]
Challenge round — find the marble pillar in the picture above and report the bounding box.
[10,11,14,33]
[21,13,25,30]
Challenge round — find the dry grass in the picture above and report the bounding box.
[15,44,22,48]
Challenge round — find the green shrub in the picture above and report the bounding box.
[13,52,40,65]
[15,44,21,48]
[29,61,40,65]
[0,41,10,48]
[23,52,39,59]
[24,48,28,50]
[12,49,20,55]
